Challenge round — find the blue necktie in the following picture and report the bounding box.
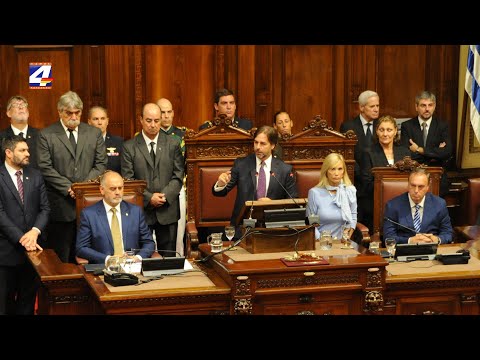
[413,204,421,233]
[257,162,266,199]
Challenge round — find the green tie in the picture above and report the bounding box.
[111,208,123,256]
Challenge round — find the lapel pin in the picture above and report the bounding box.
[126,213,128,216]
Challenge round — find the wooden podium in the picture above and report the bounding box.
[237,199,315,254]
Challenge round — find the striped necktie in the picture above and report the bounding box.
[16,170,24,203]
[413,204,421,233]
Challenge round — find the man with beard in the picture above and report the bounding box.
[399,91,453,197]
[0,135,50,314]
[37,91,107,263]
[212,125,298,239]
[75,171,155,264]
[0,95,40,168]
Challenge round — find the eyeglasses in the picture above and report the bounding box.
[64,110,82,117]
[10,103,28,109]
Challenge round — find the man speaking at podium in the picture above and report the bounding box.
[212,125,298,239]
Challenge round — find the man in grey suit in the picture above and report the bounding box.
[121,103,184,256]
[37,91,107,263]
[0,135,50,314]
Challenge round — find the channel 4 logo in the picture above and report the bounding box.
[29,62,53,89]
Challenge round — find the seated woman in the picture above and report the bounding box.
[359,115,410,231]
[306,152,357,241]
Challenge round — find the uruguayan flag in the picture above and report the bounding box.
[465,45,480,143]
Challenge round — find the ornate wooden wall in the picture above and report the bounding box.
[0,44,461,166]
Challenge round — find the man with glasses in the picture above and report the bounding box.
[0,95,40,168]
[37,91,107,263]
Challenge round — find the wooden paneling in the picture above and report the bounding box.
[283,45,334,131]
[376,45,426,118]
[145,45,216,131]
[104,45,136,139]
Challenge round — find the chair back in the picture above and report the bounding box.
[371,158,442,238]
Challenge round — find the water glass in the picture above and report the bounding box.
[369,240,380,255]
[319,230,333,250]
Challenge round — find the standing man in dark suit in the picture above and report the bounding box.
[0,95,40,169]
[199,88,253,131]
[121,103,184,256]
[87,106,123,173]
[339,90,380,227]
[213,125,298,239]
[76,171,155,264]
[37,91,108,263]
[0,135,50,314]
[384,167,452,244]
[399,91,453,196]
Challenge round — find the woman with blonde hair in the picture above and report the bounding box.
[306,152,357,240]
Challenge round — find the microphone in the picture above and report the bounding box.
[243,173,258,229]
[270,171,302,208]
[383,217,417,234]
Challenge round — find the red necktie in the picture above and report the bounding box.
[16,170,24,203]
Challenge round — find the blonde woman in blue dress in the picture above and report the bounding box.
[306,153,357,241]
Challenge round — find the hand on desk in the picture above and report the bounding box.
[409,233,440,244]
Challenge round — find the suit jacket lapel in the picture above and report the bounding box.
[0,166,23,206]
[97,204,113,248]
[75,123,87,158]
[120,201,129,249]
[54,122,75,157]
[136,135,155,168]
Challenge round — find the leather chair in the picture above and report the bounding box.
[71,178,148,265]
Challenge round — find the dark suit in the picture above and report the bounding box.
[37,121,107,262]
[339,116,378,228]
[0,126,40,169]
[121,132,184,253]
[0,165,50,314]
[105,132,124,173]
[199,116,253,131]
[399,117,452,196]
[76,200,155,264]
[383,192,453,244]
[212,153,298,238]
[339,116,378,185]
[359,143,411,232]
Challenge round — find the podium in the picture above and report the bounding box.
[237,199,315,254]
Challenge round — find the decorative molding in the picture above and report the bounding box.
[257,273,359,289]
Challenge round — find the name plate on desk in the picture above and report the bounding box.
[242,226,315,254]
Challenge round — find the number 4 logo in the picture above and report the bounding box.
[29,62,53,89]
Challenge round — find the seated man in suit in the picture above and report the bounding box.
[199,88,253,131]
[383,167,453,245]
[76,171,155,264]
[212,125,298,239]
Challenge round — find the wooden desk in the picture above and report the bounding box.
[83,265,231,315]
[27,250,231,315]
[199,242,388,315]
[384,244,480,315]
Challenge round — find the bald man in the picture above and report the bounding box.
[121,103,184,256]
